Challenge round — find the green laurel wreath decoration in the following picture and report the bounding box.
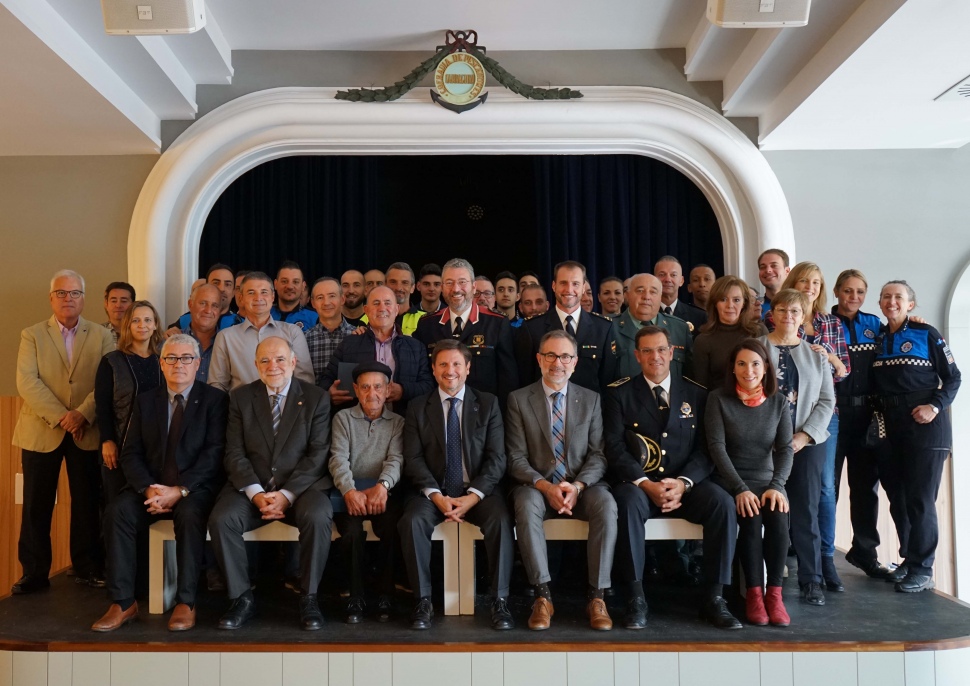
[334,46,583,102]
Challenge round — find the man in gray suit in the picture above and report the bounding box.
[506,330,617,631]
[208,336,333,631]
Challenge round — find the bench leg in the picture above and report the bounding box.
[458,523,480,616]
[148,526,165,615]
[441,524,460,616]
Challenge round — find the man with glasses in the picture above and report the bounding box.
[93,335,228,632]
[12,270,116,594]
[473,276,497,313]
[506,330,617,631]
[413,258,518,406]
[604,326,740,630]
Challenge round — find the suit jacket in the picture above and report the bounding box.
[758,336,836,445]
[610,309,693,381]
[120,383,229,495]
[319,325,434,417]
[603,373,713,487]
[403,385,506,498]
[13,315,116,452]
[505,381,607,488]
[516,309,616,393]
[670,300,707,335]
[413,304,519,403]
[224,377,333,498]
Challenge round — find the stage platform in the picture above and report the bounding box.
[1,557,969,685]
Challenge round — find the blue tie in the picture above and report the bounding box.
[551,391,566,483]
[443,397,463,497]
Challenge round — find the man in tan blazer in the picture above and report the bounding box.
[12,270,116,594]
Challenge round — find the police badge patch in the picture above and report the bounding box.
[472,334,485,346]
[680,402,693,418]
[864,329,875,339]
[901,341,913,353]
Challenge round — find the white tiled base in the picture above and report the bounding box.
[1,649,968,686]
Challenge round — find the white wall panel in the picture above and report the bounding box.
[0,651,9,686]
[72,652,110,686]
[48,652,72,686]
[857,652,903,686]
[283,653,328,686]
[760,652,793,686]
[503,652,567,686]
[112,652,188,686]
[639,651,679,685]
[189,653,219,686]
[903,651,935,686]
[792,652,857,686]
[354,652,391,686]
[472,652,503,686]
[567,652,614,686]
[329,653,353,686]
[934,647,970,686]
[11,651,45,686]
[614,652,638,686]
[394,653,471,686]
[679,653,760,686]
[221,652,282,686]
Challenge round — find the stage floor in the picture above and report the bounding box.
[2,556,968,652]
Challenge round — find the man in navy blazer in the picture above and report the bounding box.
[93,334,228,632]
[209,336,333,631]
[398,339,515,631]
[320,286,434,417]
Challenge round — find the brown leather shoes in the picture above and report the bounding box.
[168,603,196,631]
[528,596,554,630]
[92,602,138,632]
[586,597,613,631]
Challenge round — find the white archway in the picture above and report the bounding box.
[127,86,795,320]
[945,262,970,600]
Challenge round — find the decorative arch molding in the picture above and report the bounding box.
[127,86,795,320]
[945,261,970,600]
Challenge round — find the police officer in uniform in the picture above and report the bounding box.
[831,270,898,580]
[515,261,615,393]
[604,325,739,630]
[611,273,693,381]
[871,280,960,593]
[412,258,518,405]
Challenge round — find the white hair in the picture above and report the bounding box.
[161,333,201,359]
[50,269,85,292]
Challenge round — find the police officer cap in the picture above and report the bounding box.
[352,361,393,383]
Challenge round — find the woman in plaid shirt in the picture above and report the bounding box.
[766,262,849,593]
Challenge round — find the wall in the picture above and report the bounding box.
[0,155,158,396]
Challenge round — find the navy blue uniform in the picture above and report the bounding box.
[872,318,961,576]
[832,308,893,564]
[271,304,318,332]
[516,309,616,394]
[175,311,242,332]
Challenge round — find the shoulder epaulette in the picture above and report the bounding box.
[590,311,610,320]
[608,377,631,387]
[479,308,504,318]
[683,376,706,390]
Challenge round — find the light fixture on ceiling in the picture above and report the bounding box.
[707,0,811,28]
[935,76,970,102]
[101,0,206,35]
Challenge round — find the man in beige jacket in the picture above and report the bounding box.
[12,269,116,594]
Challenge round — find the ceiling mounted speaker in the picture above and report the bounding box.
[707,0,811,28]
[101,0,206,35]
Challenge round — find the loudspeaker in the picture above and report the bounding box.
[101,0,206,35]
[707,0,811,28]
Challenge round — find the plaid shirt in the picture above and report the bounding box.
[766,310,850,382]
[305,317,357,386]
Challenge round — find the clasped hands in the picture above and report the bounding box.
[252,491,291,520]
[344,484,388,516]
[59,409,87,443]
[537,479,581,516]
[430,491,480,522]
[641,477,685,513]
[144,484,183,515]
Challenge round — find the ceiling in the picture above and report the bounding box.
[0,0,967,155]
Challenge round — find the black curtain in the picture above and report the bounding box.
[199,154,722,293]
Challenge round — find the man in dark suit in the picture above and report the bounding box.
[398,339,515,631]
[208,336,333,631]
[320,286,434,417]
[604,325,741,630]
[92,335,228,632]
[507,330,617,631]
[412,258,518,405]
[655,256,707,333]
[515,261,616,393]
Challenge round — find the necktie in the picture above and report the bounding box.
[270,394,282,435]
[654,385,670,424]
[550,391,567,483]
[564,315,576,337]
[453,316,463,339]
[443,397,463,497]
[663,306,673,316]
[162,393,184,486]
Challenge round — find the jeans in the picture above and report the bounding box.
[819,412,839,557]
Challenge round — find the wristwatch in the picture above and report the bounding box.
[677,477,692,494]
[179,486,190,498]
[931,405,940,415]
[574,482,585,496]
[379,479,391,490]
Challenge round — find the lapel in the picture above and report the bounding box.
[634,374,662,425]
[70,320,91,377]
[251,384,276,452]
[273,379,305,460]
[665,377,681,429]
[154,388,170,463]
[427,390,446,457]
[619,311,639,342]
[460,386,479,463]
[178,383,203,445]
[46,317,71,371]
[527,383,555,454]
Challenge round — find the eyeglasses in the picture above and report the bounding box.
[443,279,471,289]
[161,355,198,366]
[637,346,671,355]
[540,352,577,364]
[51,290,83,300]
[474,291,494,298]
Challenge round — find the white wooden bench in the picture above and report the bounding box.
[457,517,703,615]
[148,519,460,615]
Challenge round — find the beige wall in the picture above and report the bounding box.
[0,155,158,395]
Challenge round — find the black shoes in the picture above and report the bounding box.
[623,596,648,630]
[699,596,742,630]
[490,597,514,631]
[299,594,324,630]
[11,575,50,595]
[799,581,826,606]
[74,573,106,589]
[821,556,844,592]
[886,564,909,583]
[845,550,895,580]
[895,572,935,593]
[410,597,434,630]
[218,595,256,629]
[376,595,393,623]
[345,596,366,624]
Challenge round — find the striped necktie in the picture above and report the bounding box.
[550,391,567,483]
[270,394,282,435]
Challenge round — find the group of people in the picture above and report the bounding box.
[10,249,959,636]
